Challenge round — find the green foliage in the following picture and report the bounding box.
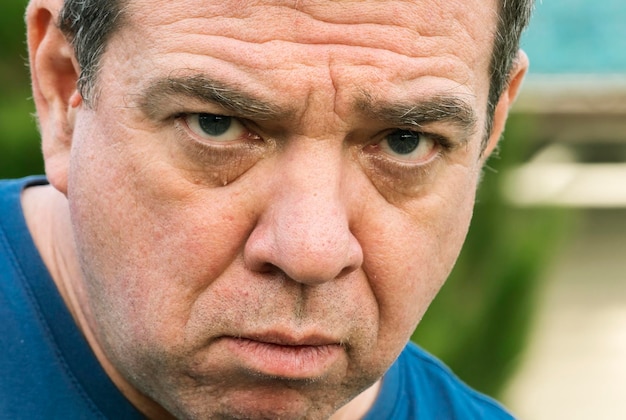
[0,95,42,178]
[0,1,29,61]
[412,114,571,398]
[0,0,43,178]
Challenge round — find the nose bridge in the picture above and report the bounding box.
[245,140,363,284]
[280,141,343,220]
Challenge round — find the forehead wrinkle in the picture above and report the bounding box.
[137,74,291,121]
[127,0,479,63]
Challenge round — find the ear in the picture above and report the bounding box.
[27,0,81,195]
[482,50,529,158]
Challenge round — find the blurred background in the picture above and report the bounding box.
[501,1,626,418]
[1,1,624,419]
[416,1,626,419]
[0,1,43,179]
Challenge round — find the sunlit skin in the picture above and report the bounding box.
[25,0,527,418]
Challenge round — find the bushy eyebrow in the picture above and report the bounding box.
[137,75,290,121]
[138,74,478,141]
[357,94,478,140]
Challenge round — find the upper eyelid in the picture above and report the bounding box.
[178,115,455,155]
[180,114,241,139]
[177,112,267,138]
[390,124,465,148]
[379,128,455,151]
[178,112,252,132]
[175,111,456,153]
[174,109,241,121]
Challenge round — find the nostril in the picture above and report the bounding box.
[337,265,355,279]
[244,215,364,285]
[255,262,279,274]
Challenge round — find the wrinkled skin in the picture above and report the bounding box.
[27,0,527,418]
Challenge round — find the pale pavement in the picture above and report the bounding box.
[504,209,626,420]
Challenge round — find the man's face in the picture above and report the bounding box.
[65,0,498,418]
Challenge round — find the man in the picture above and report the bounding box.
[0,0,532,418]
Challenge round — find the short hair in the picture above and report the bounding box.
[58,0,533,137]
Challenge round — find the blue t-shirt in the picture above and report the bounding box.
[0,177,515,419]
[362,344,515,419]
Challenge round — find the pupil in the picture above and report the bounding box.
[198,114,232,136]
[387,131,420,155]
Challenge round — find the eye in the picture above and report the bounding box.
[183,113,247,142]
[379,129,438,162]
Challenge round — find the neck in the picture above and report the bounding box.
[331,380,382,420]
[21,184,175,419]
[22,185,83,320]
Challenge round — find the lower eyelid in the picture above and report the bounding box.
[172,122,266,166]
[360,137,448,179]
[358,151,443,197]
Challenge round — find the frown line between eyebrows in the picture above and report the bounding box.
[137,74,290,121]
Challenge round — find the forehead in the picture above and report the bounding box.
[125,0,497,59]
[108,0,498,124]
[127,0,492,39]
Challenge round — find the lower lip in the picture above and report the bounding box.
[223,337,343,379]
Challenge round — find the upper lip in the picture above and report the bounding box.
[232,331,341,347]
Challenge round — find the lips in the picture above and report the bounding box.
[221,332,345,379]
[242,331,340,347]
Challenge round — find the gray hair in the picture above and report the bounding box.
[487,0,534,135]
[58,0,124,103]
[58,0,533,135]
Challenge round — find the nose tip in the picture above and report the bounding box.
[244,204,363,285]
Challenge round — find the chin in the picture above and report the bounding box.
[160,386,346,420]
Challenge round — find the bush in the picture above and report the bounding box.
[0,0,43,178]
[412,114,570,397]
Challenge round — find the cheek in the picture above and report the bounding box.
[362,168,479,348]
[67,116,257,343]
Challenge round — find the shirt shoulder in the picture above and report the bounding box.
[0,177,144,420]
[364,342,516,419]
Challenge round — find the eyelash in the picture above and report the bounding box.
[172,112,455,179]
[175,113,253,141]
[374,128,454,159]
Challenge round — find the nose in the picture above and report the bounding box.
[244,143,363,285]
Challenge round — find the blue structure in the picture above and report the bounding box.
[522,0,626,74]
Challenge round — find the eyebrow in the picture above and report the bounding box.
[357,93,478,139]
[138,74,478,140]
[137,75,290,121]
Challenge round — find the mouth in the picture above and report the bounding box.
[221,333,345,380]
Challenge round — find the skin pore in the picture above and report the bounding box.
[24,0,527,418]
